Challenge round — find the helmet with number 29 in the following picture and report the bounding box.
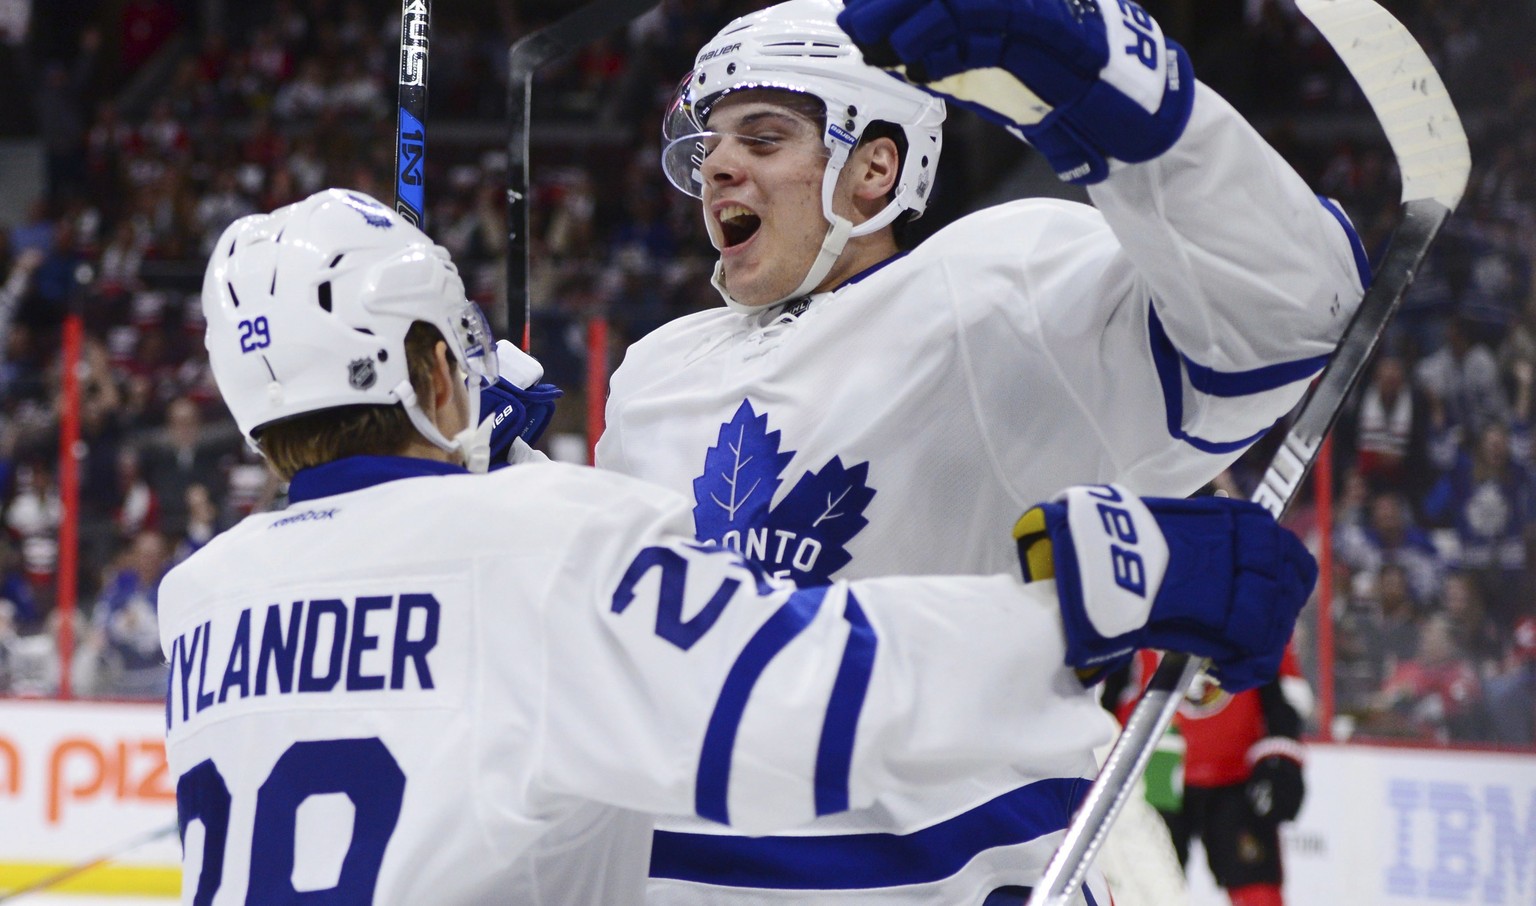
[202,188,498,468]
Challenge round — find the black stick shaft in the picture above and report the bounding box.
[505,0,657,349]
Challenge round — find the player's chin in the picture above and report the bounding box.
[721,262,785,308]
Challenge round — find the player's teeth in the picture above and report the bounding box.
[721,204,754,224]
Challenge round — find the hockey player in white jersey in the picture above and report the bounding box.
[162,187,1317,904]
[595,0,1370,903]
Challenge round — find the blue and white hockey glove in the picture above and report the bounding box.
[1013,484,1316,691]
[837,0,1196,183]
[479,339,562,469]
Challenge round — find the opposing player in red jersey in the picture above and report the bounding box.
[1111,646,1311,906]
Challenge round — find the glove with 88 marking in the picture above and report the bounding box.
[837,0,1196,183]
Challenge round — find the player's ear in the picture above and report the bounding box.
[429,340,456,413]
[850,136,899,206]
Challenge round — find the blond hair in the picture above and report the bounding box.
[258,322,446,480]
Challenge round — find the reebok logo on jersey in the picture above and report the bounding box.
[691,400,875,586]
[270,508,338,528]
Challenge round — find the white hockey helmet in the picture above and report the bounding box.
[202,188,498,468]
[662,0,946,308]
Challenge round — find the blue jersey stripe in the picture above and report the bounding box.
[814,595,877,816]
[981,885,1102,906]
[696,586,829,825]
[1182,350,1330,398]
[656,777,1086,889]
[1150,307,1329,399]
[1147,309,1275,454]
[1316,194,1373,290]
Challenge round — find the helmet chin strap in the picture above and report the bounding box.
[713,214,852,314]
[394,377,492,473]
[711,138,910,313]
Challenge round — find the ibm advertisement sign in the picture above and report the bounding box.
[1190,743,1536,905]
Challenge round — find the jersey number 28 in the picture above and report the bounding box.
[177,737,404,904]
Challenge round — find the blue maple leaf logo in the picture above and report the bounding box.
[342,192,394,228]
[692,400,875,586]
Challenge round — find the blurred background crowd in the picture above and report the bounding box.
[0,0,1529,750]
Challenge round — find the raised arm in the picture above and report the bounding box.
[839,0,1368,486]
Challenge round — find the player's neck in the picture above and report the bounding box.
[396,438,461,466]
[817,231,899,294]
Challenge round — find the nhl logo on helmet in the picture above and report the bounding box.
[348,358,378,390]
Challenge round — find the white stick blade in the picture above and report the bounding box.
[1296,0,1471,211]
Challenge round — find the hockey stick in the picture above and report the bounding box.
[394,0,432,228]
[505,0,657,349]
[1026,2,1470,903]
[0,822,178,903]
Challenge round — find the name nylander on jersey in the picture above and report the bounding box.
[165,592,440,730]
[691,400,874,586]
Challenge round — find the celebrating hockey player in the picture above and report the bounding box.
[595,0,1369,902]
[163,188,1315,904]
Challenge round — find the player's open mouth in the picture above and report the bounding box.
[717,204,761,249]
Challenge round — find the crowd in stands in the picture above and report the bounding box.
[0,0,1530,749]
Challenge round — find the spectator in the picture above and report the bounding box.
[1414,316,1509,438]
[221,445,279,524]
[141,396,227,537]
[5,460,60,595]
[1334,606,1385,722]
[139,98,191,161]
[1370,613,1487,742]
[1438,570,1503,676]
[5,611,60,697]
[1363,562,1423,677]
[173,482,219,563]
[0,537,39,631]
[1422,420,1536,632]
[272,57,328,121]
[112,446,159,539]
[1485,616,1536,745]
[1336,489,1444,605]
[193,171,255,256]
[80,529,169,699]
[1340,351,1431,497]
[33,31,99,203]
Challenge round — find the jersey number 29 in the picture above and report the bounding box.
[177,737,404,904]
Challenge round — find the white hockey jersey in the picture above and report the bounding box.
[597,85,1367,902]
[158,455,1113,905]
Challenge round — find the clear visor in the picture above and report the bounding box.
[661,76,832,199]
[452,302,498,388]
[663,72,704,142]
[662,131,801,199]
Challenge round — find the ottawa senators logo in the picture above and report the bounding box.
[1178,673,1233,718]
